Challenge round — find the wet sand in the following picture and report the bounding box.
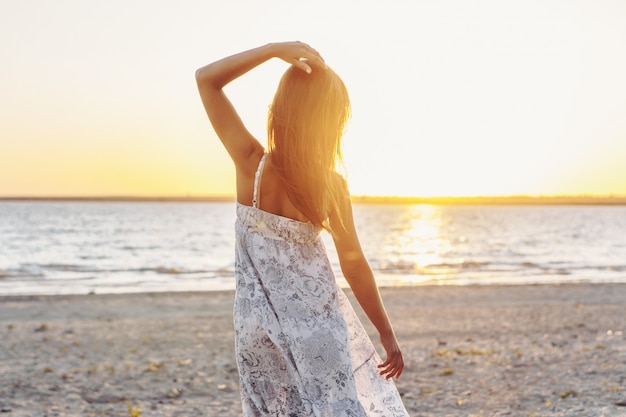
[1,283,625,416]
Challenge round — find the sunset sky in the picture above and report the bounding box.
[1,0,625,198]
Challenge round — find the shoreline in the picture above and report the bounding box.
[1,279,625,300]
[3,279,626,300]
[1,282,625,416]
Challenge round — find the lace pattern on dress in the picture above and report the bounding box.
[233,154,409,416]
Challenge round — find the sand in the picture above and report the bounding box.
[0,283,625,417]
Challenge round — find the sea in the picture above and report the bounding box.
[1,201,625,296]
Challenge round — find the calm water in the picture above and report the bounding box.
[0,201,625,295]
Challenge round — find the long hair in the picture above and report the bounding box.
[267,62,351,234]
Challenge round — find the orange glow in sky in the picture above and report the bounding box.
[1,0,625,198]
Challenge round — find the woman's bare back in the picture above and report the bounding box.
[249,153,310,223]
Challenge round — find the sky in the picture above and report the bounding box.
[1,0,626,198]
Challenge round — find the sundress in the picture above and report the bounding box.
[233,154,410,416]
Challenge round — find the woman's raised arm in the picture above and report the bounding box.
[195,42,325,170]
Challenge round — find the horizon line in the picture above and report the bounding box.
[1,194,626,205]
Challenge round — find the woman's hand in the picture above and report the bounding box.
[378,331,404,380]
[269,41,326,74]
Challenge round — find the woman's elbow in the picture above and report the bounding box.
[195,67,208,86]
[195,66,217,89]
[339,254,369,281]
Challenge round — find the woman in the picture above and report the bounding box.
[196,42,409,416]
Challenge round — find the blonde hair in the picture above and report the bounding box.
[267,62,351,234]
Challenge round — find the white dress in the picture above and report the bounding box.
[233,154,409,416]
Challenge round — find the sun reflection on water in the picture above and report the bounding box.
[379,205,453,281]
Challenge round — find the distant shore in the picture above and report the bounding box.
[2,195,626,205]
[1,283,625,416]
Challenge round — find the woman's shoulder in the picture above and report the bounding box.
[237,146,266,177]
[234,147,266,205]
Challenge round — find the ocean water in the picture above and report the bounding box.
[0,201,625,296]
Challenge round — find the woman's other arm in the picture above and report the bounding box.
[330,181,404,380]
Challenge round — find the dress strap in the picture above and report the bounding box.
[252,153,268,208]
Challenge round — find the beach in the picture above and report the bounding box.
[1,283,625,417]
